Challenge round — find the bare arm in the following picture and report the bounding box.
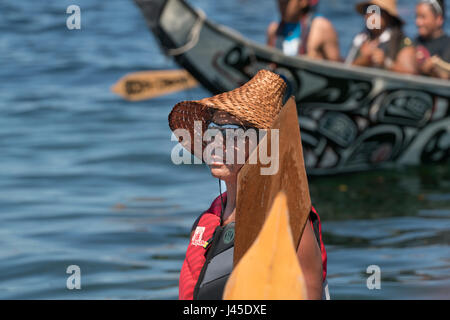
[390,46,418,74]
[431,56,450,79]
[352,54,373,67]
[422,56,450,79]
[352,40,377,67]
[267,22,279,47]
[297,219,323,300]
[307,17,341,61]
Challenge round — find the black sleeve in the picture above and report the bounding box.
[442,42,450,62]
[309,210,321,249]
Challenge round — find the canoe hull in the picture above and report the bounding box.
[134,0,450,175]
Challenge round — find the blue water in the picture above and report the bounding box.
[0,0,448,299]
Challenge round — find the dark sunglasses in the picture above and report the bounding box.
[206,121,260,142]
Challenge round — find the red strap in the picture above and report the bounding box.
[310,206,327,282]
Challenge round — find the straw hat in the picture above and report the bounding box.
[356,0,405,25]
[168,70,287,160]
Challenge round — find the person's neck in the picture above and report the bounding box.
[430,29,444,40]
[369,26,387,39]
[222,179,237,225]
[420,29,444,42]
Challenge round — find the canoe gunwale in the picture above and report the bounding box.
[136,0,450,93]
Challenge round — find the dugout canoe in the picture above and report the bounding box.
[134,0,450,175]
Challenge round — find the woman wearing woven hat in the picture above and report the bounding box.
[415,0,450,79]
[345,0,417,74]
[170,70,328,300]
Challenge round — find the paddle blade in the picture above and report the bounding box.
[234,97,311,266]
[111,69,198,101]
[223,192,307,300]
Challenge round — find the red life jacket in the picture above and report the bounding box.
[178,192,327,300]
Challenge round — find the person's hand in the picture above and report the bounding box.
[359,41,375,59]
[420,57,435,75]
[371,48,385,67]
[430,56,450,79]
[353,40,379,67]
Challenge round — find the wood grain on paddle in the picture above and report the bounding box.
[234,97,312,266]
[223,192,307,300]
[111,69,198,101]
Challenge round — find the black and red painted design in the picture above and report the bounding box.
[135,0,450,175]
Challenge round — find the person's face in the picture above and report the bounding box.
[278,0,309,22]
[365,10,389,33]
[205,111,258,183]
[416,3,444,38]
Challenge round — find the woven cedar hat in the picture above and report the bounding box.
[356,0,405,25]
[168,70,287,160]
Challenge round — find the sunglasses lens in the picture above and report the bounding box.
[206,122,259,145]
[208,122,248,130]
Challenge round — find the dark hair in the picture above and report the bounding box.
[300,4,312,15]
[425,0,446,18]
[438,0,445,17]
[301,0,319,15]
[378,10,405,61]
[387,26,406,61]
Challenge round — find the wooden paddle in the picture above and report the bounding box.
[233,97,312,266]
[223,192,307,300]
[111,69,198,101]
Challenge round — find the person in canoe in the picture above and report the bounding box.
[169,70,328,300]
[267,0,341,61]
[415,0,450,79]
[346,0,417,74]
